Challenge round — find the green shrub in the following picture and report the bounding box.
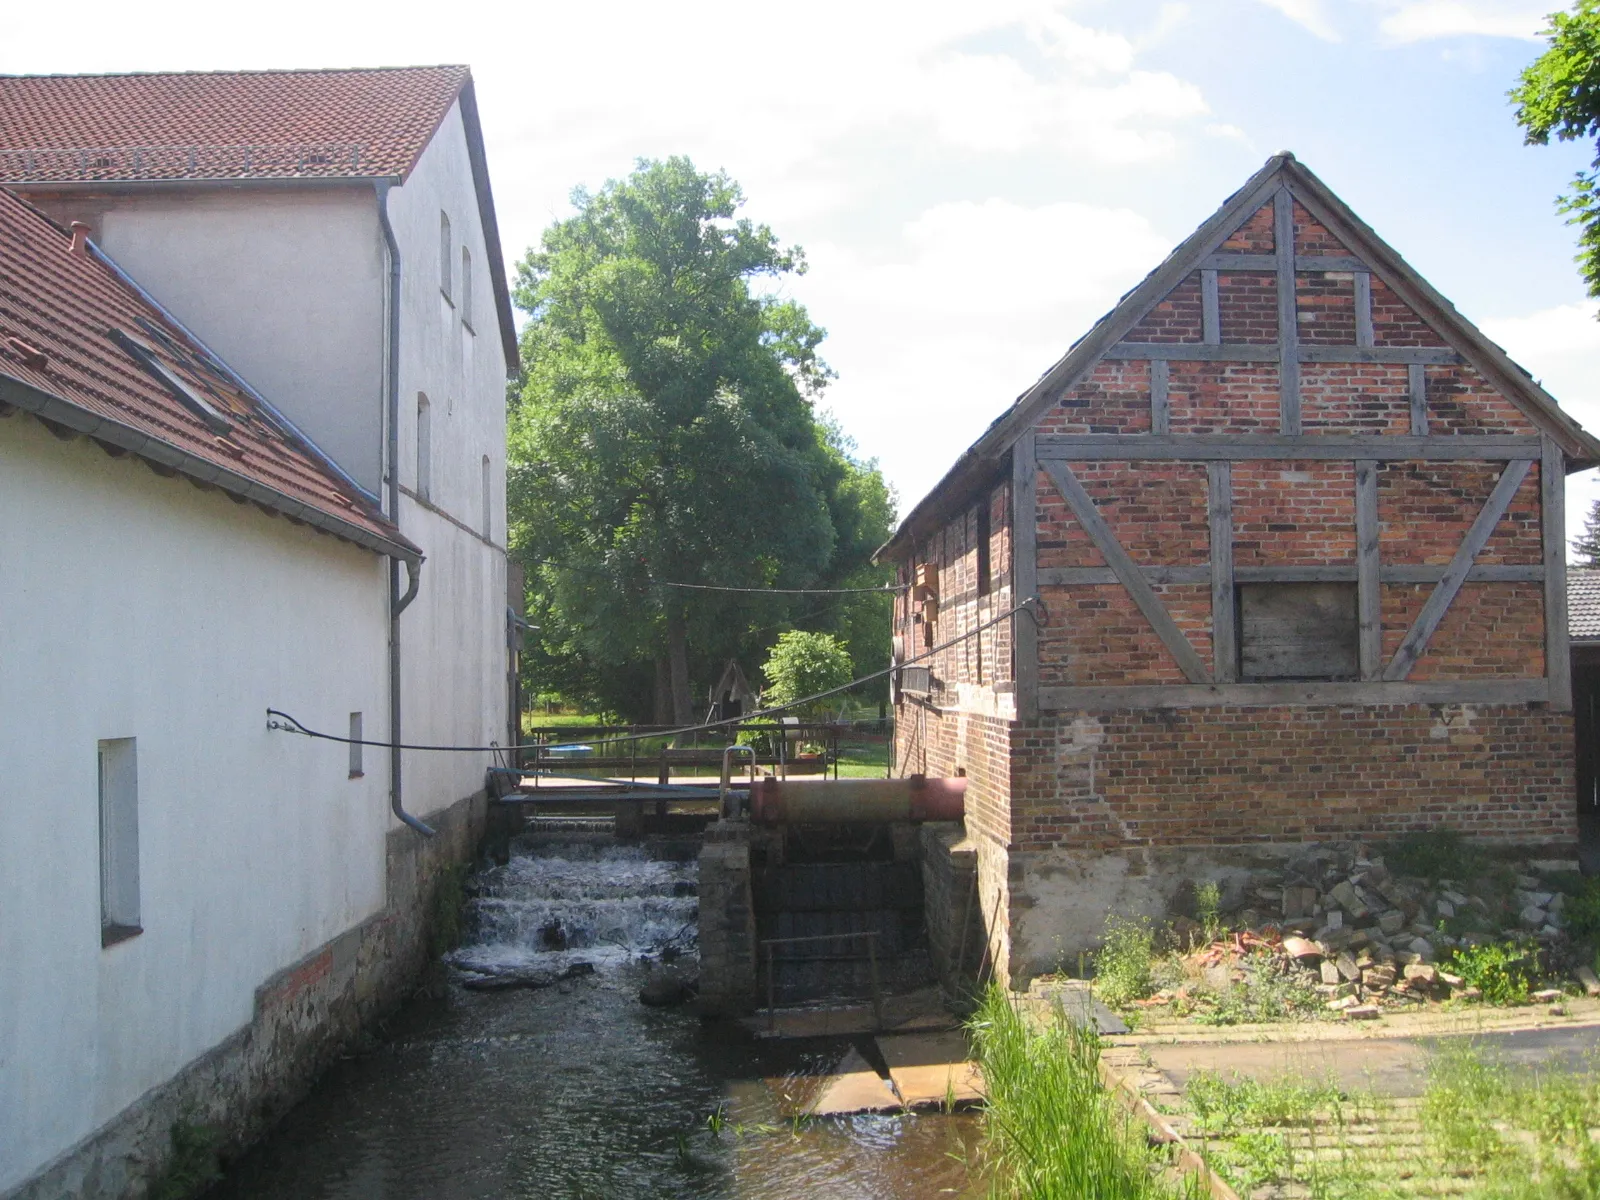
[1444,941,1535,1005]
[760,631,854,717]
[1563,878,1600,943]
[1093,915,1155,1008]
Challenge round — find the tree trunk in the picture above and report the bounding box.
[653,655,672,726]
[665,604,694,725]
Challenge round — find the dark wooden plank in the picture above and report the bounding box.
[1276,188,1301,435]
[1104,343,1460,365]
[1012,430,1039,723]
[1037,679,1548,711]
[1383,458,1534,680]
[1209,462,1236,682]
[1201,270,1220,345]
[1199,254,1370,273]
[1040,563,1541,586]
[1238,582,1359,680]
[1039,460,1211,683]
[1151,359,1170,435]
[1543,436,1572,711]
[1354,272,1373,349]
[1408,363,1427,436]
[1035,434,1542,462]
[1355,460,1381,679]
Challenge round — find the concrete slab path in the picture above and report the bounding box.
[803,1047,901,1116]
[875,1032,986,1108]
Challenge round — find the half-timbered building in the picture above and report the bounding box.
[882,153,1600,985]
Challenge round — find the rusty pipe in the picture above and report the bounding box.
[750,774,965,824]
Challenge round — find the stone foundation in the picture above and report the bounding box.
[696,822,758,1016]
[5,790,487,1200]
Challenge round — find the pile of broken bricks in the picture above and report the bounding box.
[1150,846,1600,1020]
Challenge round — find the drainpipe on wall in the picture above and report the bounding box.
[377,179,435,837]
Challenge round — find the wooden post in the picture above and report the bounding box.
[1408,364,1428,436]
[1012,431,1039,723]
[1355,460,1382,680]
[1208,462,1236,682]
[1275,189,1301,435]
[1354,271,1373,349]
[1543,436,1572,711]
[1201,269,1220,346]
[1151,359,1170,436]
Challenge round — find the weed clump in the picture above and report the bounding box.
[1092,916,1156,1008]
[1442,940,1536,1005]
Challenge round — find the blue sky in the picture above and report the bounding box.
[7,0,1600,543]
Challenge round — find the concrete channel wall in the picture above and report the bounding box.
[5,793,486,1200]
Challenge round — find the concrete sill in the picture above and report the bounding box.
[349,771,366,780]
[102,924,142,949]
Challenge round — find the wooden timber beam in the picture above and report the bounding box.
[1039,564,1543,586]
[1408,364,1428,436]
[1355,460,1382,680]
[1012,431,1039,722]
[1543,436,1572,711]
[1200,253,1370,273]
[1151,359,1170,435]
[1201,270,1220,345]
[1103,343,1460,365]
[1383,458,1534,681]
[1276,189,1301,434]
[1354,272,1374,349]
[1038,459,1212,683]
[1035,434,1541,461]
[1038,679,1548,711]
[1208,462,1236,682]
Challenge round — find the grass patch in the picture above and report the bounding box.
[834,736,890,778]
[970,985,1196,1198]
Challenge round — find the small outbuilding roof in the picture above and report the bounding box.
[0,187,420,562]
[1570,566,1600,642]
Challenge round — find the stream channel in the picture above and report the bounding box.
[213,829,984,1199]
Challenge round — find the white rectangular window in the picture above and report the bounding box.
[461,247,474,331]
[417,393,431,502]
[98,738,140,946]
[440,212,452,302]
[349,713,364,778]
[482,455,492,538]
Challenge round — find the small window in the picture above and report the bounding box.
[439,212,452,303]
[416,393,431,502]
[975,499,992,597]
[1237,583,1358,681]
[98,738,140,946]
[481,455,492,538]
[461,247,474,331]
[349,713,364,778]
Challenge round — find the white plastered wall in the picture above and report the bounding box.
[384,98,510,816]
[0,418,389,1192]
[81,187,386,495]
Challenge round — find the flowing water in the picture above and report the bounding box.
[213,831,983,1199]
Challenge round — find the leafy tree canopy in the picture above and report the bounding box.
[1513,0,1600,297]
[508,157,894,722]
[761,631,856,717]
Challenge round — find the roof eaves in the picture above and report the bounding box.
[455,78,521,377]
[0,372,422,563]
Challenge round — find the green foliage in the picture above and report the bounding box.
[1191,950,1323,1026]
[1194,880,1224,944]
[1384,828,1485,882]
[508,157,894,720]
[150,1120,222,1200]
[760,630,854,716]
[1093,915,1156,1008]
[428,863,468,959]
[1513,1,1600,300]
[969,985,1191,1198]
[1563,876,1600,941]
[1576,498,1600,566]
[1444,940,1536,1005]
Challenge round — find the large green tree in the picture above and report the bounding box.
[1513,0,1600,298]
[509,158,893,723]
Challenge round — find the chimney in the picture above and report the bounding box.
[68,221,91,258]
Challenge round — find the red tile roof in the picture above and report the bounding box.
[0,187,418,560]
[0,66,468,183]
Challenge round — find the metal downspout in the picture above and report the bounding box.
[378,180,435,837]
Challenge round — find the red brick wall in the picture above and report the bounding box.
[1008,705,1574,852]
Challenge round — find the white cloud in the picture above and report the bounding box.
[1256,0,1342,41]
[1481,302,1600,549]
[1376,1,1550,43]
[793,199,1176,505]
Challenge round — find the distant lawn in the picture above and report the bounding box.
[835,737,891,778]
[522,711,611,732]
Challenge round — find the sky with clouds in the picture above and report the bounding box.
[6,0,1600,546]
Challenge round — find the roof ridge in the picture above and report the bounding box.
[0,65,469,81]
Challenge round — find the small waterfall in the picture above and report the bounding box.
[450,835,698,977]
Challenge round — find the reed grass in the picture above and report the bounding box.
[969,985,1195,1199]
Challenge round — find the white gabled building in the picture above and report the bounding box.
[0,67,518,1198]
